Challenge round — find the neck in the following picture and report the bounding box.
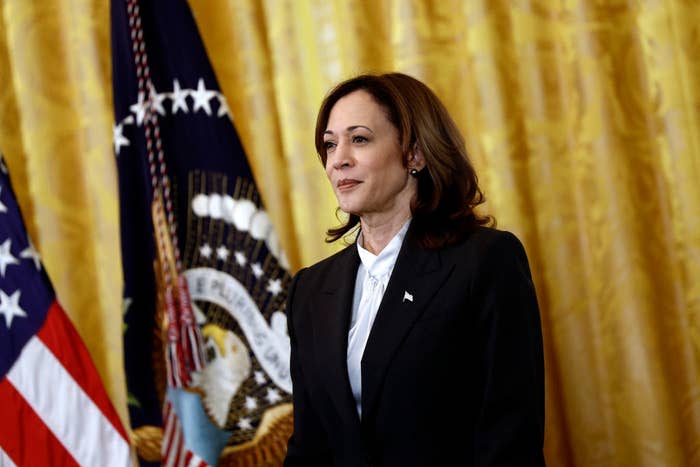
[359,209,411,255]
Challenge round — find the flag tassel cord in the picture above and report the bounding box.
[125,0,205,390]
[117,1,294,464]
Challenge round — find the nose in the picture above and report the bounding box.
[327,141,353,171]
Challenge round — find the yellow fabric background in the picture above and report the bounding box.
[1,0,699,465]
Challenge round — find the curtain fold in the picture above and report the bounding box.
[0,0,129,432]
[0,0,698,465]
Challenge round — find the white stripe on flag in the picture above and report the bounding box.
[165,423,182,467]
[178,445,187,467]
[162,399,208,467]
[187,452,206,467]
[162,403,177,459]
[6,336,131,467]
[0,445,18,467]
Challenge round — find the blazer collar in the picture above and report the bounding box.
[360,226,454,422]
[312,225,455,426]
[313,244,361,424]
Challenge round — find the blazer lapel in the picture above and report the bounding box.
[312,246,362,425]
[360,231,455,421]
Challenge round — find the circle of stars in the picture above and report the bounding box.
[113,77,232,156]
[197,242,283,297]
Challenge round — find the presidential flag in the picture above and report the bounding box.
[0,153,131,466]
[111,1,293,465]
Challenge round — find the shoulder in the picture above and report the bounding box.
[296,243,356,279]
[449,226,528,263]
[443,226,533,289]
[306,243,357,272]
[288,244,357,294]
[286,244,358,328]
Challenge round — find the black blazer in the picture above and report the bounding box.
[284,226,545,467]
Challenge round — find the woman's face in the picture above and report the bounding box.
[323,90,417,221]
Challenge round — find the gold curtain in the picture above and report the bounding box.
[1,0,699,465]
[0,0,129,432]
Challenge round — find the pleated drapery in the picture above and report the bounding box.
[1,1,699,465]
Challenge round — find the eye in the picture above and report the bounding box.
[352,135,368,144]
[323,140,336,151]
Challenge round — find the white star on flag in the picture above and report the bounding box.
[251,263,264,278]
[216,245,230,261]
[0,186,8,213]
[0,289,27,328]
[20,240,41,270]
[234,251,247,266]
[148,82,167,116]
[199,243,212,258]
[237,417,253,430]
[0,238,19,276]
[265,388,282,404]
[171,79,189,114]
[113,123,130,156]
[244,396,258,411]
[129,91,149,126]
[191,78,216,115]
[266,278,282,296]
[217,94,230,118]
[254,371,266,385]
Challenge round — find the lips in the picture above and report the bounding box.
[336,179,361,190]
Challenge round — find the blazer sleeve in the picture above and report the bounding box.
[283,268,333,467]
[472,231,546,466]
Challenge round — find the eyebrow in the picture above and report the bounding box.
[324,125,373,136]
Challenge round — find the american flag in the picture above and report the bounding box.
[0,155,131,466]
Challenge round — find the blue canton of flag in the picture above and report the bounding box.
[0,157,52,391]
[111,1,293,465]
[0,154,130,466]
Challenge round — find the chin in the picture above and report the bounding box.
[338,207,359,217]
[339,201,363,215]
[335,200,360,216]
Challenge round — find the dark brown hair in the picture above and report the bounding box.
[315,72,493,248]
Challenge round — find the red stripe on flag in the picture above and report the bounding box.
[36,301,128,440]
[162,401,176,455]
[0,378,79,467]
[162,399,209,467]
[169,428,183,467]
[186,451,208,467]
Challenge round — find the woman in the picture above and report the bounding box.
[284,73,545,466]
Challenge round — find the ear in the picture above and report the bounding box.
[408,144,426,171]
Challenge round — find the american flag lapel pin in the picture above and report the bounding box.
[403,291,414,303]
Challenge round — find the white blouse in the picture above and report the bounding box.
[347,220,410,417]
